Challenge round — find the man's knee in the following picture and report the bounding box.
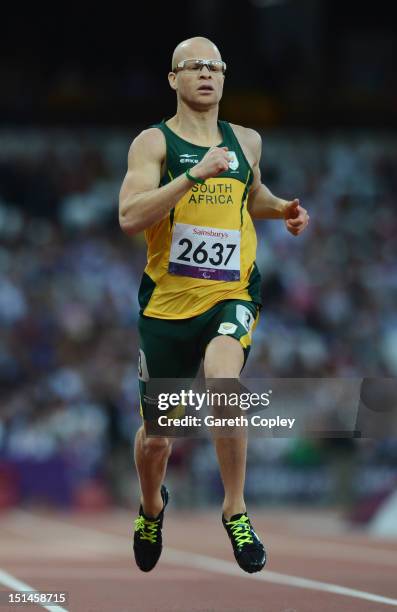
[204,378,246,423]
[142,430,173,457]
[204,336,244,378]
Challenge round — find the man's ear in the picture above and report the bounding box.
[168,72,177,91]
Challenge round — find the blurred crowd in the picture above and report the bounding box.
[0,128,396,509]
[3,2,396,129]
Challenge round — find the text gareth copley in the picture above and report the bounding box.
[158,415,296,429]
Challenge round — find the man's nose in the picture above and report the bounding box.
[199,65,212,76]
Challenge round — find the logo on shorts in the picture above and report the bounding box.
[236,305,254,332]
[138,349,149,382]
[228,151,239,172]
[218,322,238,335]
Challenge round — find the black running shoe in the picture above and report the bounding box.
[222,512,266,573]
[133,485,169,572]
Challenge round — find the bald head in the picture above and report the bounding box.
[171,37,222,70]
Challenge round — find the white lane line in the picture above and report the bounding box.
[261,534,397,566]
[0,569,68,612]
[8,510,397,566]
[10,511,397,608]
[163,549,397,608]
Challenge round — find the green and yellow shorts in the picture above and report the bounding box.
[138,299,260,420]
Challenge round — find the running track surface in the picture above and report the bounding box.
[0,507,396,612]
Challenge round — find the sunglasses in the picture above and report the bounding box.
[173,59,227,74]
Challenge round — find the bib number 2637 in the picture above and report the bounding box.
[169,223,241,281]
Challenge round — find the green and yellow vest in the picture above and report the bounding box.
[138,119,261,319]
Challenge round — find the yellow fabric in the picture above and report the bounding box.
[143,174,257,319]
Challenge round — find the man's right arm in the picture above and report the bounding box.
[119,128,195,235]
[119,129,232,236]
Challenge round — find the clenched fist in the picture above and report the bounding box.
[283,199,309,236]
[189,146,231,181]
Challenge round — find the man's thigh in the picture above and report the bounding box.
[200,299,260,371]
[138,314,202,420]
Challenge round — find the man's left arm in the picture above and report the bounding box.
[246,130,309,236]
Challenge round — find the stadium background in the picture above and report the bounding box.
[1,0,396,528]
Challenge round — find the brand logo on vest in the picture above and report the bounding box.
[228,151,239,171]
[180,154,198,165]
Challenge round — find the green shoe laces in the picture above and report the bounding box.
[134,515,160,544]
[225,515,254,549]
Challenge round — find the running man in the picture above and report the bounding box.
[119,36,309,574]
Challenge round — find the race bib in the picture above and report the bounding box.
[168,223,241,281]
